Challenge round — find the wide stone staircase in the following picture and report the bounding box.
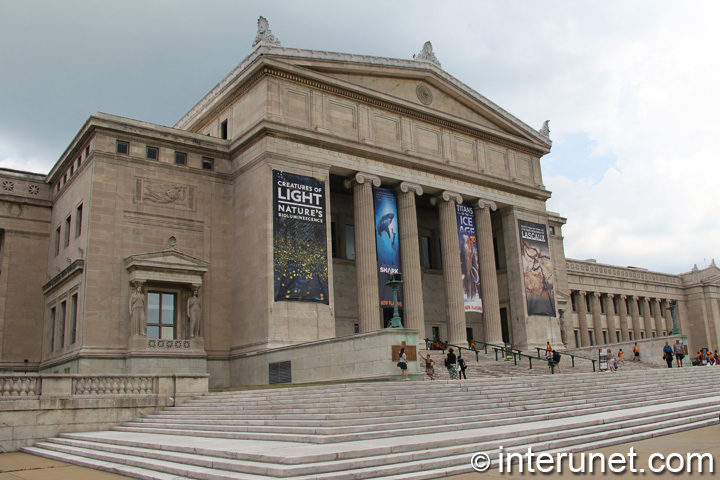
[24,367,720,480]
[417,347,660,379]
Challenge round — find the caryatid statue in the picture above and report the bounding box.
[187,290,202,338]
[129,284,146,336]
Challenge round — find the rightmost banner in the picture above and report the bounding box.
[518,220,556,316]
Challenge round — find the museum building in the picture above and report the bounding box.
[1,19,718,388]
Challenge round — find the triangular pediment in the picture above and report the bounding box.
[124,248,210,272]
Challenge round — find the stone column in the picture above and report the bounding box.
[396,182,424,338]
[434,191,466,345]
[662,299,673,334]
[473,199,502,345]
[654,298,663,337]
[619,295,630,342]
[607,294,618,343]
[344,172,381,333]
[629,296,642,340]
[577,291,590,347]
[642,297,652,338]
[591,292,603,344]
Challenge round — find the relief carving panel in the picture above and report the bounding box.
[135,178,195,211]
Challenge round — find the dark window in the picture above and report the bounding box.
[55,226,61,256]
[220,119,228,140]
[330,222,337,258]
[613,296,619,314]
[629,331,634,341]
[353,323,359,334]
[117,140,129,154]
[76,204,83,237]
[600,296,605,314]
[640,331,646,339]
[64,216,71,247]
[63,173,67,185]
[574,330,580,348]
[588,330,595,346]
[56,183,60,194]
[202,157,214,170]
[651,331,656,338]
[637,299,643,316]
[146,146,159,160]
[649,301,654,316]
[625,297,631,313]
[147,292,176,339]
[85,145,89,158]
[70,165,74,176]
[549,226,556,235]
[493,237,500,270]
[616,331,621,342]
[70,293,78,344]
[58,300,66,348]
[432,326,440,342]
[421,236,431,268]
[602,331,608,344]
[175,152,187,165]
[49,307,56,351]
[345,225,355,260]
[77,156,82,169]
[585,295,592,312]
[571,292,577,312]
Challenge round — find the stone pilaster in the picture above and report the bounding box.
[396,182,424,338]
[630,296,642,340]
[591,292,603,344]
[654,299,663,337]
[434,191,466,345]
[577,291,590,346]
[344,172,381,333]
[607,294,618,343]
[619,295,630,341]
[473,199,502,345]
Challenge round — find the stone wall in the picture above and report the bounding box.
[0,373,208,452]
[229,328,421,386]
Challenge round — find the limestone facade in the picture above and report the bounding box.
[1,22,718,387]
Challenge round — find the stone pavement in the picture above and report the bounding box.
[3,424,719,479]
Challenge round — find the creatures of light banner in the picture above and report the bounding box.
[272,170,329,304]
[518,219,556,316]
[456,203,483,312]
[373,187,402,308]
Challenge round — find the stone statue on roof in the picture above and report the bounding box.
[414,41,441,67]
[252,16,282,48]
[539,120,551,138]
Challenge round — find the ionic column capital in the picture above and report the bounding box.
[430,190,463,206]
[578,290,587,297]
[396,181,423,196]
[593,292,602,298]
[607,293,615,299]
[344,172,381,189]
[473,199,497,212]
[621,295,628,300]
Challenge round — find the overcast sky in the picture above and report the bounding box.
[1,1,718,275]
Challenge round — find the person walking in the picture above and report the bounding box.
[445,348,458,380]
[662,342,673,368]
[397,347,408,379]
[607,349,617,371]
[419,352,436,380]
[673,339,685,367]
[457,355,467,379]
[545,341,552,359]
[618,349,625,364]
[548,350,562,373]
[633,343,640,361]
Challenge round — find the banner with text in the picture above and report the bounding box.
[373,187,402,308]
[456,203,483,312]
[518,219,556,316]
[273,170,329,304]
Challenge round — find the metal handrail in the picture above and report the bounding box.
[534,347,597,372]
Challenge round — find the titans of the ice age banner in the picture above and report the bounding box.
[273,170,329,304]
[456,204,483,312]
[518,219,556,316]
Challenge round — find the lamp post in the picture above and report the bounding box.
[385,274,403,328]
[667,300,680,335]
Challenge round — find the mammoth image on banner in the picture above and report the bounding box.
[273,170,329,304]
[456,203,482,312]
[373,187,402,308]
[518,220,556,316]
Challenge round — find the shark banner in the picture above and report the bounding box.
[456,203,483,312]
[272,170,329,304]
[518,219,556,316]
[373,187,402,308]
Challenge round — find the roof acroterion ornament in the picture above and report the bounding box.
[413,41,441,67]
[539,120,551,138]
[252,16,282,48]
